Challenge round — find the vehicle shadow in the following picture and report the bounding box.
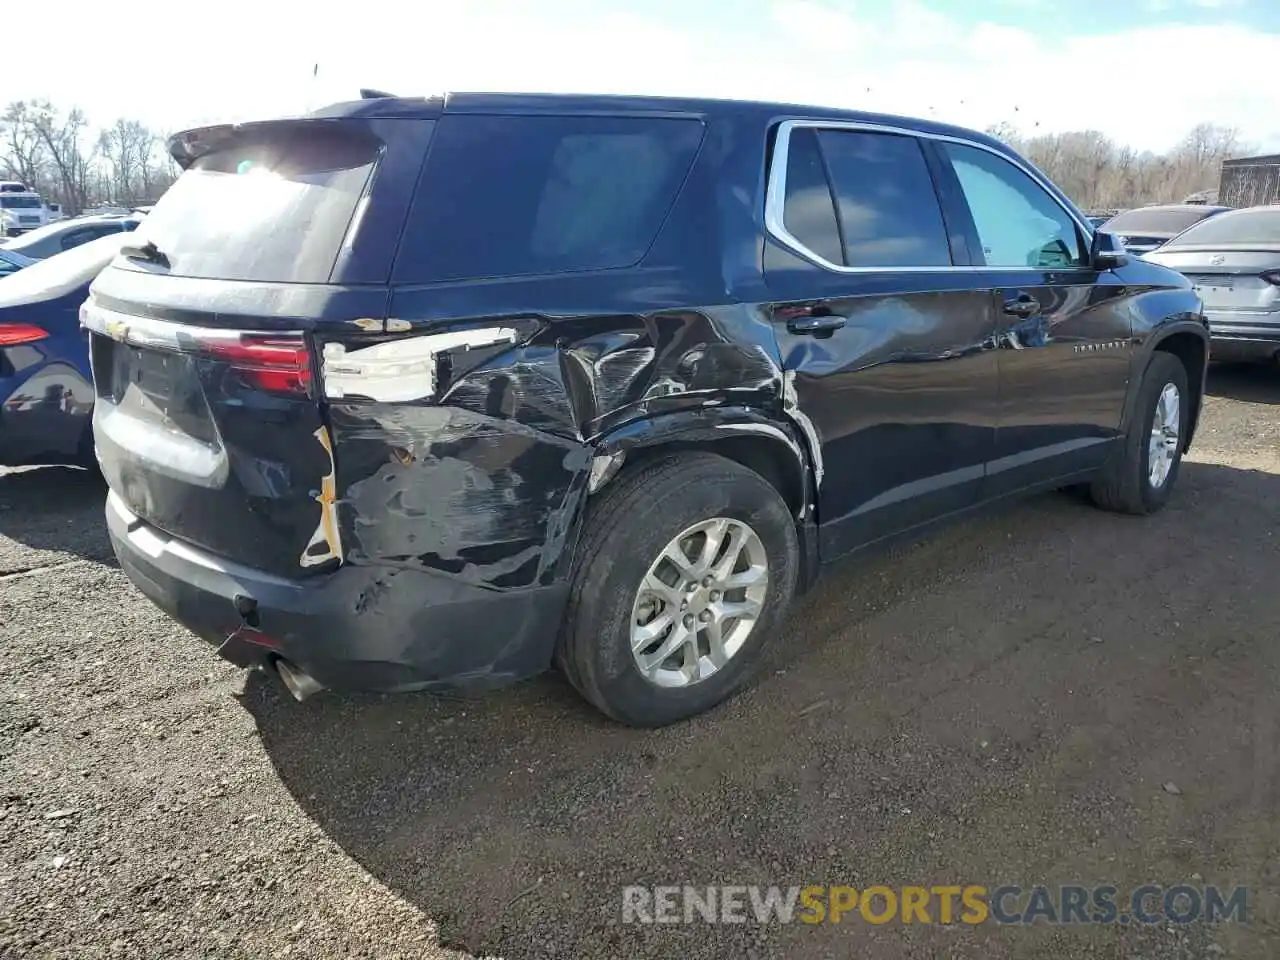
[1206,361,1280,405]
[0,465,114,566]
[240,460,1280,960]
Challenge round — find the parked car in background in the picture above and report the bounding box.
[1102,204,1231,256]
[1144,205,1280,364]
[84,91,1207,726]
[45,202,65,222]
[0,181,51,236]
[0,249,36,277]
[0,232,131,466]
[0,214,142,260]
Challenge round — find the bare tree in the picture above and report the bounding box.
[99,118,162,204]
[990,121,1254,211]
[26,100,96,214]
[0,100,177,213]
[0,102,48,188]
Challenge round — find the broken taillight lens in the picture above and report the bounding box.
[200,335,313,396]
[0,323,49,346]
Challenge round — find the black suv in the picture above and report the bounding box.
[83,92,1207,727]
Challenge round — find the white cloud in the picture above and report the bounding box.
[0,0,1277,154]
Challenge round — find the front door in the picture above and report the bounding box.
[763,123,999,562]
[929,140,1134,495]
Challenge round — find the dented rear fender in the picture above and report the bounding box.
[320,302,814,593]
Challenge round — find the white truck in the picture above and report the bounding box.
[0,181,50,237]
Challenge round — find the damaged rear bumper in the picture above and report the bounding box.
[106,489,568,692]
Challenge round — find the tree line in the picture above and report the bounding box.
[0,100,179,215]
[986,122,1251,213]
[0,98,1259,217]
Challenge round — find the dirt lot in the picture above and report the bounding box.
[2,364,1278,960]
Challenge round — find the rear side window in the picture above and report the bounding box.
[394,115,704,282]
[1164,208,1280,247]
[131,122,383,283]
[815,130,951,269]
[780,128,843,267]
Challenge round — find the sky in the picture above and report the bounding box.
[11,0,1280,154]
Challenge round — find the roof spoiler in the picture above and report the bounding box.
[359,88,398,100]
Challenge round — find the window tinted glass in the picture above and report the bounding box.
[1164,208,1280,247]
[134,121,383,283]
[61,229,95,250]
[781,128,843,266]
[814,130,951,268]
[397,115,704,282]
[0,196,41,208]
[942,142,1084,268]
[1104,206,1222,235]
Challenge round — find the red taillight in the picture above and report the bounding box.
[0,323,49,346]
[1260,269,1280,287]
[200,335,312,396]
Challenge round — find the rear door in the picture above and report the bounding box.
[764,122,999,560]
[85,115,435,577]
[931,139,1133,494]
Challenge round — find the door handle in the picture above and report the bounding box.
[787,314,847,335]
[1002,295,1041,319]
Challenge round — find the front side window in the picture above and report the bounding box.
[942,142,1085,269]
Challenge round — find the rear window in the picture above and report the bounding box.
[394,114,705,282]
[1104,207,1221,235]
[1164,208,1280,247]
[130,121,383,283]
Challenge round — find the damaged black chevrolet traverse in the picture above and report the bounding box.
[84,92,1207,727]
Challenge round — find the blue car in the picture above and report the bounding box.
[0,232,131,466]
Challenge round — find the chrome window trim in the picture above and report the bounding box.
[763,118,1094,275]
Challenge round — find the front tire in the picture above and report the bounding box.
[1090,352,1190,515]
[558,452,799,727]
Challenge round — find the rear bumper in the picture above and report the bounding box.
[1206,314,1280,362]
[106,490,568,692]
[0,403,92,466]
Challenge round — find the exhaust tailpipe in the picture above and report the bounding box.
[275,658,325,702]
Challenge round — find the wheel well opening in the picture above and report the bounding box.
[1153,333,1206,448]
[621,437,807,518]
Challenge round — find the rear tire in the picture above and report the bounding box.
[558,452,799,727]
[1090,352,1189,515]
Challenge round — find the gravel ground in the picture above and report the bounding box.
[1,363,1278,960]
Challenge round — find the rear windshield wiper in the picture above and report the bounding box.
[121,239,170,269]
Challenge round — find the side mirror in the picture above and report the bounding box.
[1090,230,1129,270]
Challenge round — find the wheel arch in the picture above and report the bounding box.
[1136,323,1208,451]
[586,406,821,591]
